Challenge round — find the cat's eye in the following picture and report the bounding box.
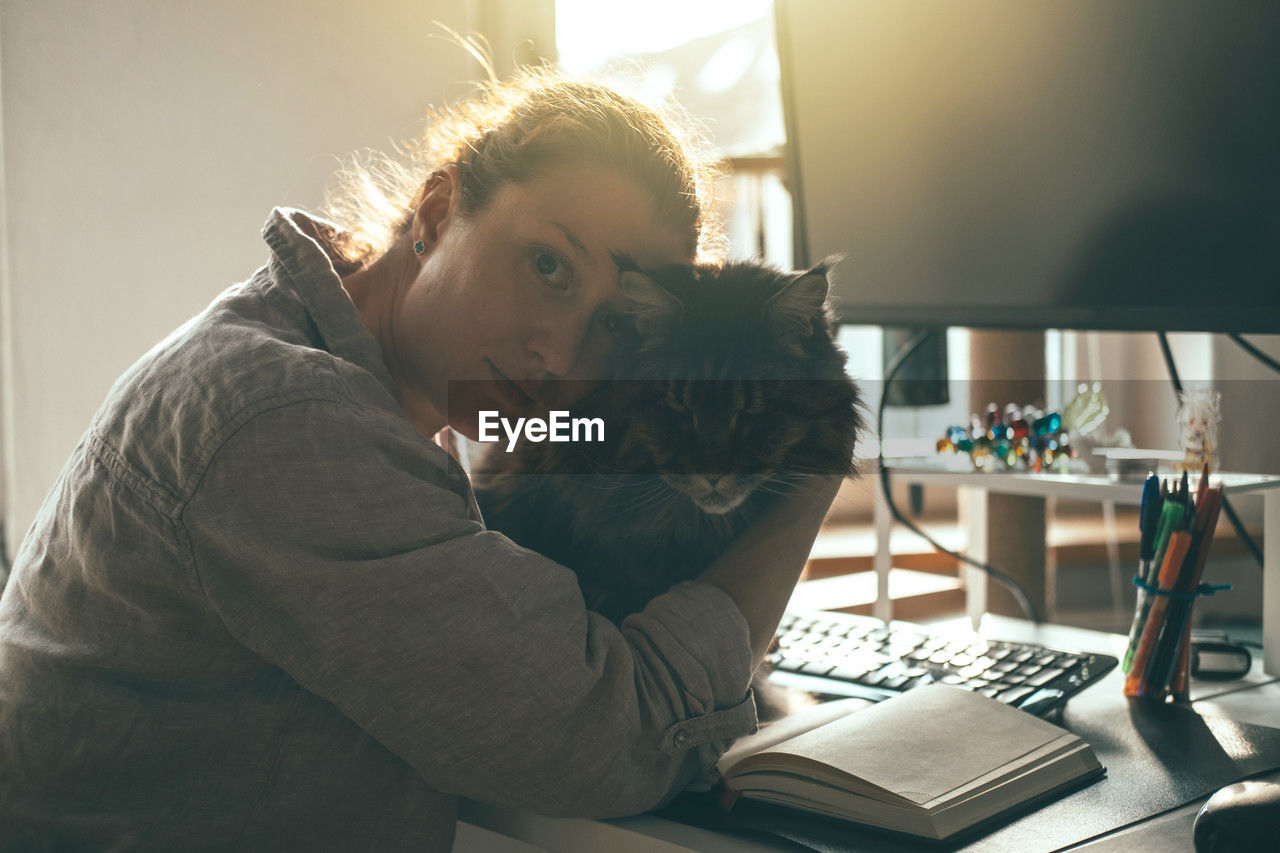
[598,312,634,339]
[532,250,571,291]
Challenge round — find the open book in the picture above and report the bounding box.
[717,684,1104,842]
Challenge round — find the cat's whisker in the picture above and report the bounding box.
[618,485,678,516]
[557,446,644,477]
[596,478,662,509]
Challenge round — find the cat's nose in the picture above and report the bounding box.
[705,474,724,489]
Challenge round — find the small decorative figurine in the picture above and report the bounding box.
[937,402,1077,473]
[1175,388,1220,472]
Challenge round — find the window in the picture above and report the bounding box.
[556,0,790,266]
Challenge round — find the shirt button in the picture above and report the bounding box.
[673,730,691,749]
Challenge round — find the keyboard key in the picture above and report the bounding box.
[901,673,935,690]
[861,667,894,687]
[996,685,1035,704]
[892,632,927,648]
[828,664,874,682]
[774,657,805,672]
[800,661,835,677]
[1027,667,1065,687]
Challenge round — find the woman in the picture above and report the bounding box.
[0,69,841,849]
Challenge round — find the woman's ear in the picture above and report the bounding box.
[411,164,462,255]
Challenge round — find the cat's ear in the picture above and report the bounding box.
[620,270,683,339]
[765,259,836,349]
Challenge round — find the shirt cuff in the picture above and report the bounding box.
[620,579,759,773]
[660,688,758,755]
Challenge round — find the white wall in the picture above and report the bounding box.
[0,0,484,548]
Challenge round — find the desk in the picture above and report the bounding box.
[455,617,1280,852]
[873,460,1280,674]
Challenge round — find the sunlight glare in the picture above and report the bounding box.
[555,0,774,72]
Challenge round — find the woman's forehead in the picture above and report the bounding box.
[493,166,693,267]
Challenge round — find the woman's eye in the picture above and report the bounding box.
[533,251,571,290]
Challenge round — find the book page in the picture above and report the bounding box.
[716,697,873,775]
[728,684,1075,806]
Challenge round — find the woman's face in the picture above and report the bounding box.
[393,164,691,440]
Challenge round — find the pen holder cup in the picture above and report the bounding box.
[1122,576,1231,702]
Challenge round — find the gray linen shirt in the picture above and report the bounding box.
[0,208,758,850]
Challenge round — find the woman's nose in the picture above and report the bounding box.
[527,316,591,380]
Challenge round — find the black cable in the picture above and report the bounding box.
[877,329,1042,623]
[1155,332,1265,569]
[1228,333,1280,374]
[1156,332,1182,394]
[0,523,9,596]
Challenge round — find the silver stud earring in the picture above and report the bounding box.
[413,240,426,255]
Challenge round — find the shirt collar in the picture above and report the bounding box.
[260,207,399,401]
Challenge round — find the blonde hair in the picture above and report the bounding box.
[322,65,723,264]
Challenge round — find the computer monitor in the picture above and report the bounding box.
[776,0,1280,333]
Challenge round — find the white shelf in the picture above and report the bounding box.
[872,456,1280,676]
[883,456,1280,504]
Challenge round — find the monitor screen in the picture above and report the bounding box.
[777,0,1280,332]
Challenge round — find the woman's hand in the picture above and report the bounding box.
[697,474,845,668]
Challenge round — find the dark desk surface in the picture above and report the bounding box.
[456,617,1280,853]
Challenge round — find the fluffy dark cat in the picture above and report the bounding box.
[472,260,864,716]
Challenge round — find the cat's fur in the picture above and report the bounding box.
[472,260,864,717]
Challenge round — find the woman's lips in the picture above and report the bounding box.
[485,359,537,409]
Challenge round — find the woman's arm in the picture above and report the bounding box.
[698,475,844,668]
[184,398,759,818]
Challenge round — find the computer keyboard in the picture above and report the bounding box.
[767,608,1118,718]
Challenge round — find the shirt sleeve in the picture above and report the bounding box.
[181,398,758,817]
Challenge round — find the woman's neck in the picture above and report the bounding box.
[340,234,448,438]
